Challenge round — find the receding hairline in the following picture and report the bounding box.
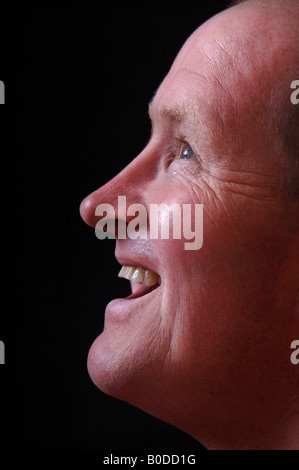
[229,0,299,197]
[150,0,299,198]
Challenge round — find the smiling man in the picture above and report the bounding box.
[80,0,299,450]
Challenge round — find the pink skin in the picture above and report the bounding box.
[80,1,299,450]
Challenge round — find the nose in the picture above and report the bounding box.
[79,146,157,228]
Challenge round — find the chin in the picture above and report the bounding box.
[87,333,125,398]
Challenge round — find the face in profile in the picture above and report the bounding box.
[80,0,299,450]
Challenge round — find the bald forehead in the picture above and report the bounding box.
[147,68,235,143]
[180,0,298,78]
[165,0,298,120]
[147,0,299,172]
[148,71,206,125]
[147,30,264,144]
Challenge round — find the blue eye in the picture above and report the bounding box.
[176,139,198,160]
[177,141,197,160]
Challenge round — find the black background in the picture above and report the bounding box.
[1,2,229,452]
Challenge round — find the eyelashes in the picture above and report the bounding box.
[174,138,198,161]
[158,137,201,173]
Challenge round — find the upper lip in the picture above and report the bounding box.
[115,249,160,277]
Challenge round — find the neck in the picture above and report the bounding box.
[192,398,299,450]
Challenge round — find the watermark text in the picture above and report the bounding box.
[0,81,4,104]
[290,340,299,365]
[95,196,203,250]
[0,340,4,364]
[290,80,299,105]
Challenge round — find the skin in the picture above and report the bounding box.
[80,0,299,450]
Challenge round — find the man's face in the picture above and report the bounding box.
[80,5,298,439]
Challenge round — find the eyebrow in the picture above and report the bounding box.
[148,99,189,124]
[147,94,229,142]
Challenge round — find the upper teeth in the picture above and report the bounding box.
[118,265,160,287]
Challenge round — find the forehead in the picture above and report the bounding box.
[148,56,239,143]
[148,6,281,140]
[148,20,240,129]
[149,70,206,126]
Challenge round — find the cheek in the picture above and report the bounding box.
[147,174,204,256]
[146,174,234,290]
[143,173,284,354]
[146,177,206,329]
[147,176,266,334]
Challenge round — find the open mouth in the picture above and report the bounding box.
[118,265,161,299]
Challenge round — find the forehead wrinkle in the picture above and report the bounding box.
[148,69,209,126]
[147,67,244,156]
[148,89,228,146]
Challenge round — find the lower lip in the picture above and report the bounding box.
[127,283,159,299]
[104,284,161,321]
